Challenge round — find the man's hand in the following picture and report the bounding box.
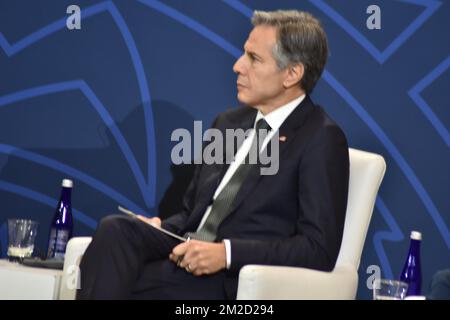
[136,215,161,228]
[169,240,226,276]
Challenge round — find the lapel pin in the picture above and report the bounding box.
[279,136,287,142]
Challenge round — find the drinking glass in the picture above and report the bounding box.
[7,219,39,261]
[373,279,409,300]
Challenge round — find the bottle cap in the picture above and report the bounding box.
[410,231,422,240]
[62,179,73,188]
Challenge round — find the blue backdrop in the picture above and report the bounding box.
[0,0,448,299]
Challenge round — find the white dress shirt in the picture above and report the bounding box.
[197,94,306,269]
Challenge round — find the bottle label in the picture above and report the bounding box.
[47,228,70,259]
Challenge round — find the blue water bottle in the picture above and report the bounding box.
[47,179,74,259]
[400,231,422,296]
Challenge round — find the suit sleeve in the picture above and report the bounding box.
[228,124,349,274]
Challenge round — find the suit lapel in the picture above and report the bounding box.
[276,95,315,158]
[188,107,257,225]
[227,96,315,215]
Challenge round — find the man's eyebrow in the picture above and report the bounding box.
[245,48,263,60]
[250,51,263,59]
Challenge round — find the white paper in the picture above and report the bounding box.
[118,206,187,242]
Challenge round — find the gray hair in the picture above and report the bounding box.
[252,10,328,94]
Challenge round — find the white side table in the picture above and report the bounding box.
[0,259,62,300]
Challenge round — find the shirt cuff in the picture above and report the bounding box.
[223,239,231,270]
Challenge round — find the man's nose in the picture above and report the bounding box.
[233,55,245,74]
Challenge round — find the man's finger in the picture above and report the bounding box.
[172,241,189,256]
[182,243,199,263]
[193,268,204,276]
[169,253,178,263]
[177,255,187,268]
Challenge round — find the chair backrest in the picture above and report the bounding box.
[335,148,386,270]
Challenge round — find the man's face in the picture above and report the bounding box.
[233,25,287,109]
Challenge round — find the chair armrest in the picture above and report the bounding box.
[59,237,92,300]
[236,264,358,300]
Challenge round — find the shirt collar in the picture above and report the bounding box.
[254,94,306,131]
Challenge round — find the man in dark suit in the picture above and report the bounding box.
[77,10,349,300]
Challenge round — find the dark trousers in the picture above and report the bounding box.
[76,215,229,299]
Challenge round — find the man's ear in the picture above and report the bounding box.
[283,64,304,88]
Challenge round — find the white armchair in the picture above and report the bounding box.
[59,237,92,300]
[60,148,386,300]
[236,148,386,299]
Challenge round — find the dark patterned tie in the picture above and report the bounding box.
[185,118,271,241]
